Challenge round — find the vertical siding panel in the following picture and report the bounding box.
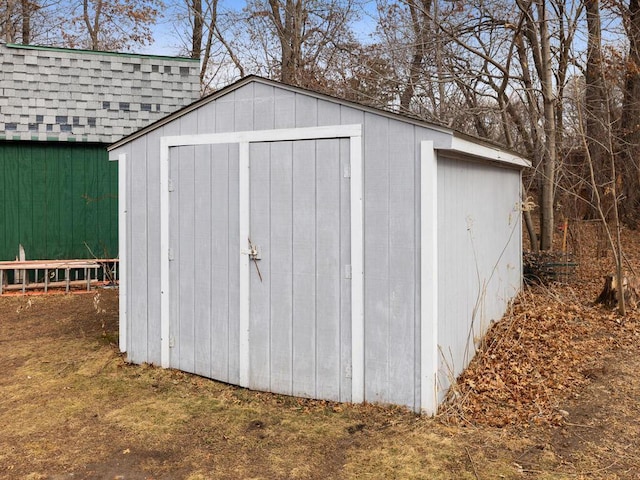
[37,145,51,259]
[196,103,216,134]
[315,138,342,401]
[269,141,294,394]
[215,92,235,133]
[108,154,119,257]
[0,147,6,259]
[193,144,213,377]
[129,137,149,364]
[253,83,275,130]
[30,145,45,258]
[363,113,390,403]
[227,144,241,385]
[387,121,416,408]
[317,100,340,126]
[234,83,254,131]
[8,143,19,256]
[292,140,316,398]
[3,144,20,260]
[177,144,196,373]
[56,146,70,259]
[295,94,317,127]
[249,142,271,390]
[274,89,296,129]
[96,148,111,257]
[146,129,164,364]
[18,145,33,259]
[85,146,98,258]
[209,144,231,382]
[72,151,91,256]
[60,149,74,258]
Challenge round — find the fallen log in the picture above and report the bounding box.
[595,275,640,309]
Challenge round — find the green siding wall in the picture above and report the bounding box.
[0,142,118,261]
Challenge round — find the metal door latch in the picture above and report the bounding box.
[242,237,263,282]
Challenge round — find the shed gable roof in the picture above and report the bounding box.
[108,75,530,168]
[0,42,200,144]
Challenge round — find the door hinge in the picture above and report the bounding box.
[168,336,175,348]
[344,264,352,279]
[168,248,174,261]
[345,364,352,379]
[343,164,351,178]
[168,178,175,192]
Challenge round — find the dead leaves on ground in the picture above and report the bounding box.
[440,222,640,428]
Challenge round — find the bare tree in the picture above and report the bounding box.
[60,0,162,51]
[620,0,640,228]
[398,0,432,112]
[237,0,358,87]
[2,0,38,43]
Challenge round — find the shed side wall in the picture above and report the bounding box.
[436,156,521,399]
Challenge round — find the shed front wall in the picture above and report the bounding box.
[114,80,523,412]
[115,81,448,411]
[436,156,522,398]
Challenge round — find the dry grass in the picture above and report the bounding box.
[0,290,493,479]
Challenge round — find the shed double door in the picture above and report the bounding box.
[168,138,352,402]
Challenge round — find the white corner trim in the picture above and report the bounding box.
[350,134,365,404]
[238,142,250,387]
[160,137,171,368]
[117,152,127,353]
[420,141,439,415]
[435,135,531,168]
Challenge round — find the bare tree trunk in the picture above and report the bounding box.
[620,0,640,229]
[582,0,626,315]
[190,0,202,59]
[399,0,432,113]
[83,0,102,50]
[514,0,559,250]
[3,0,16,42]
[268,0,305,84]
[585,0,609,218]
[21,0,30,43]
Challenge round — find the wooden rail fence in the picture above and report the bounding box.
[0,259,118,295]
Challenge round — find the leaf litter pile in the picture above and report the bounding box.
[440,221,640,428]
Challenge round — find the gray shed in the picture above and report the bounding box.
[108,76,529,414]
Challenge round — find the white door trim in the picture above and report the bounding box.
[159,125,364,404]
[238,142,250,387]
[420,141,439,415]
[117,152,128,353]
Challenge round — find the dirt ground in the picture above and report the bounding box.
[1,222,640,479]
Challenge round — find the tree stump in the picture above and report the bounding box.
[595,275,640,309]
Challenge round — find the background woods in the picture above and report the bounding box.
[3,0,640,251]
